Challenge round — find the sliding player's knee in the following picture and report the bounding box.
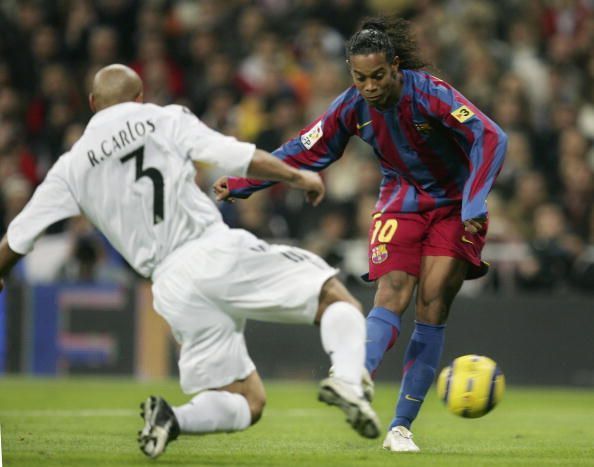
[314,278,362,324]
[224,370,267,425]
[318,277,362,313]
[246,391,266,425]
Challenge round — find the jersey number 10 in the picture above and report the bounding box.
[121,146,165,225]
[370,218,398,244]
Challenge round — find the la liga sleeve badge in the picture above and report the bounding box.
[300,120,324,149]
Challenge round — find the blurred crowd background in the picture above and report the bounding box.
[0,0,593,294]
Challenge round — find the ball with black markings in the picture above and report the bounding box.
[436,354,505,418]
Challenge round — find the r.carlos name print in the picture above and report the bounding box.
[87,119,155,167]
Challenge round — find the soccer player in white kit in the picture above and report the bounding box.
[0,64,380,458]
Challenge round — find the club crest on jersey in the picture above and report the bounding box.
[451,105,475,123]
[371,244,389,264]
[301,120,323,149]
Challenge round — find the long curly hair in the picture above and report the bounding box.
[346,15,427,70]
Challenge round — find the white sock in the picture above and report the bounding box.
[320,301,366,397]
[172,391,251,434]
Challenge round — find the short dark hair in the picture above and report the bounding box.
[346,15,427,70]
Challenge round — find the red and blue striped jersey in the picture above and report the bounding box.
[228,69,507,221]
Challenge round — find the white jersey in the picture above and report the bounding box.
[7,102,255,277]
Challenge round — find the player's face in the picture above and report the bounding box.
[349,53,400,109]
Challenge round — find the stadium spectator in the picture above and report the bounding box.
[232,5,267,61]
[87,26,120,69]
[26,63,81,141]
[30,25,61,69]
[199,85,240,135]
[305,60,351,121]
[559,158,594,241]
[188,53,242,117]
[254,94,304,152]
[63,0,97,62]
[293,18,345,69]
[302,201,354,268]
[515,203,583,291]
[0,64,381,458]
[216,15,508,452]
[507,170,549,240]
[493,130,533,197]
[130,32,185,100]
[1,175,32,230]
[56,216,130,284]
[0,122,39,191]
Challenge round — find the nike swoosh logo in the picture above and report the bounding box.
[357,120,372,130]
[405,394,421,402]
[461,235,474,245]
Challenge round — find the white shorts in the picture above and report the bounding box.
[151,226,338,394]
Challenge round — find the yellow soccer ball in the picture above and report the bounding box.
[436,355,505,418]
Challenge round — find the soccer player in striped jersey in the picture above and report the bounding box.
[214,15,508,452]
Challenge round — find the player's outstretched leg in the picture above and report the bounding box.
[314,281,381,439]
[138,373,261,458]
[383,322,446,453]
[172,390,253,434]
[138,395,180,458]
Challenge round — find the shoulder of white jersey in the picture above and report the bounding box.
[135,101,166,115]
[44,150,74,178]
[163,104,197,118]
[56,150,72,160]
[52,149,73,164]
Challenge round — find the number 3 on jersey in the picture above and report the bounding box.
[370,218,398,244]
[121,146,165,224]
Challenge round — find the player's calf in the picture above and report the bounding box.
[217,370,267,425]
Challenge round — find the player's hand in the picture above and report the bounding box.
[213,176,235,203]
[463,218,486,234]
[290,170,325,207]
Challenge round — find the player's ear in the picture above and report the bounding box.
[134,91,144,103]
[89,93,96,113]
[391,56,400,77]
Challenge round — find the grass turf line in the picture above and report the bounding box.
[1,378,593,466]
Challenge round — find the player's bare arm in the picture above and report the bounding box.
[0,235,23,292]
[215,149,325,206]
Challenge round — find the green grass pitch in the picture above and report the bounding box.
[1,378,593,466]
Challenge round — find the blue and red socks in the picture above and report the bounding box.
[364,306,401,376]
[391,321,446,429]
